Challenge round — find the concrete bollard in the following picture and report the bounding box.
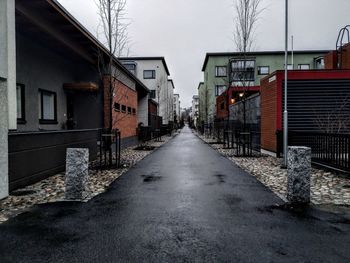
[287,146,311,204]
[65,148,89,200]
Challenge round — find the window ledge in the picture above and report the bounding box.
[17,119,27,125]
[39,120,58,125]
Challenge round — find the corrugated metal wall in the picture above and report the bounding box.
[283,80,350,133]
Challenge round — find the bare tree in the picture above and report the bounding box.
[95,0,132,166]
[232,0,263,129]
[313,96,350,134]
[96,0,132,131]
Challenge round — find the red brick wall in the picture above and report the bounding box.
[260,75,278,152]
[103,76,138,139]
[324,51,337,70]
[216,92,228,119]
[340,43,350,69]
[148,100,158,115]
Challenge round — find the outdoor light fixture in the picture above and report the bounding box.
[239,92,244,98]
[230,98,236,104]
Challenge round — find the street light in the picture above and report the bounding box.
[283,0,289,167]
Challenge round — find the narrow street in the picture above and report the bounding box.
[1,126,350,262]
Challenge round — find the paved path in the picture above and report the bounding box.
[1,126,350,262]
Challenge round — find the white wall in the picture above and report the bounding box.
[0,0,15,199]
[168,80,174,123]
[132,59,170,124]
[138,94,149,125]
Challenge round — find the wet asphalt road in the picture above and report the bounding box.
[1,126,350,263]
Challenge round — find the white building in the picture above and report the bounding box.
[173,94,180,123]
[192,95,199,127]
[120,57,173,125]
[167,79,175,124]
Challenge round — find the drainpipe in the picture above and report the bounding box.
[283,0,289,167]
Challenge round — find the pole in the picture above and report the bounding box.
[283,0,289,167]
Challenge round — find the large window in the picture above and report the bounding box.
[123,63,136,75]
[16,84,25,123]
[284,64,294,70]
[230,60,255,82]
[150,90,156,99]
[143,70,156,79]
[39,89,57,124]
[315,57,325,69]
[215,66,227,77]
[298,64,310,70]
[258,66,270,75]
[215,85,226,96]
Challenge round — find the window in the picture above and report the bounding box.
[230,60,255,81]
[114,103,120,112]
[132,108,136,115]
[284,64,294,70]
[258,66,270,75]
[143,70,156,79]
[315,57,325,69]
[16,84,26,124]
[39,89,57,124]
[298,64,310,70]
[127,107,132,114]
[215,85,227,96]
[123,63,136,75]
[215,66,227,77]
[121,105,126,113]
[150,90,156,99]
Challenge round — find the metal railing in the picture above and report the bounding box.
[289,130,350,172]
[98,128,121,169]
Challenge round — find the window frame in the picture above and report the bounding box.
[16,83,26,124]
[132,108,136,115]
[150,90,156,99]
[215,66,227,77]
[257,66,270,75]
[38,89,57,124]
[114,102,120,112]
[215,85,227,96]
[284,64,294,70]
[143,70,156,79]
[314,56,325,69]
[127,106,132,114]
[298,64,310,70]
[230,59,256,82]
[121,105,126,113]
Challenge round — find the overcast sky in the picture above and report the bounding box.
[58,0,350,108]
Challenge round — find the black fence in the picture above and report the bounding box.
[288,130,350,172]
[209,120,261,157]
[98,128,121,169]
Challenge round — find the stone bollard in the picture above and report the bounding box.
[287,146,311,204]
[65,148,89,200]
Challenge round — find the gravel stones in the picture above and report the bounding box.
[196,132,350,206]
[0,133,178,223]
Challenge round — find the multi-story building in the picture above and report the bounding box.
[197,82,206,125]
[119,57,173,125]
[200,50,328,124]
[173,94,180,123]
[167,79,175,124]
[191,95,199,127]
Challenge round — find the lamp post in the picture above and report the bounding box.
[283,0,289,167]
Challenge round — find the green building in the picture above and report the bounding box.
[199,50,328,125]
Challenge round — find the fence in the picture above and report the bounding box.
[98,128,121,169]
[288,130,350,172]
[9,129,99,190]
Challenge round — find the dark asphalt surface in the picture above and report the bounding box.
[1,126,350,263]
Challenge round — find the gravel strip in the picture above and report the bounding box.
[195,132,350,206]
[0,132,179,223]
